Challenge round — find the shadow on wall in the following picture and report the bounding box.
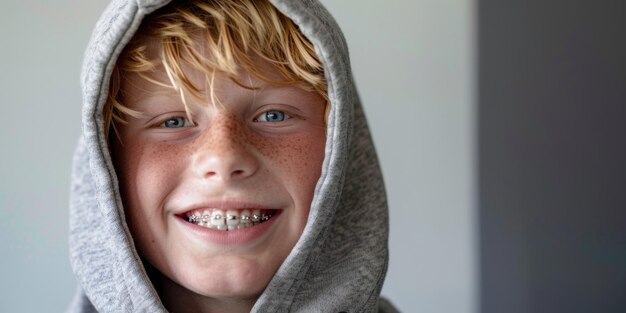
[479,1,626,313]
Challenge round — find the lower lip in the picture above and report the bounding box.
[176,211,282,246]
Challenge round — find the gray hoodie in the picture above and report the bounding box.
[68,0,392,312]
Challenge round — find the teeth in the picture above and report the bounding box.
[192,211,201,222]
[251,209,261,223]
[186,208,274,231]
[240,210,251,225]
[211,209,225,226]
[226,210,239,226]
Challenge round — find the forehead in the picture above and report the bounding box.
[119,58,305,111]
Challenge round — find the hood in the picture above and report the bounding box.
[68,0,389,312]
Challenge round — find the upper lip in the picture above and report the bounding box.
[173,199,278,215]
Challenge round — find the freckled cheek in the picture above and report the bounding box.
[253,130,327,190]
[115,141,191,212]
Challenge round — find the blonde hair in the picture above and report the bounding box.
[104,0,327,137]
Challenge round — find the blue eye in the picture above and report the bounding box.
[256,110,290,123]
[161,117,191,128]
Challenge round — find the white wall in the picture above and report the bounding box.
[0,1,108,312]
[0,1,475,312]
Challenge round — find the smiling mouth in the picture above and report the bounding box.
[183,208,276,231]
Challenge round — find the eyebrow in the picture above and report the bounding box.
[130,82,307,111]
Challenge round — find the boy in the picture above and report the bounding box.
[69,0,394,312]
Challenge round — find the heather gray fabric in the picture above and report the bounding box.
[68,0,390,312]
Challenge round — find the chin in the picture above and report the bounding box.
[172,254,277,300]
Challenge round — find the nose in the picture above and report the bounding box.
[191,119,259,181]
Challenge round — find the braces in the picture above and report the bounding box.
[186,211,273,227]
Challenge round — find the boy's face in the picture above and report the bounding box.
[112,58,326,301]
